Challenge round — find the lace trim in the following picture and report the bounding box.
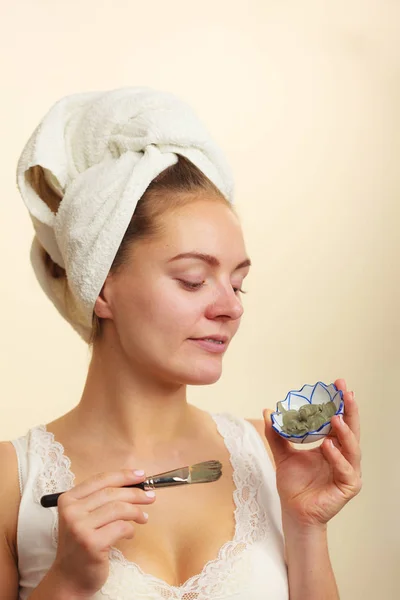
[30,413,270,599]
[215,414,269,545]
[11,439,24,497]
[104,540,254,600]
[30,425,75,547]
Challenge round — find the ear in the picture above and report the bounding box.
[94,274,115,320]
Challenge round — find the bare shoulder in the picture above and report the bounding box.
[0,440,21,594]
[245,419,276,470]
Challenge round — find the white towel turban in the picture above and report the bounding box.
[16,86,234,343]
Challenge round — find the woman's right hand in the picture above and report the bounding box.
[48,469,156,597]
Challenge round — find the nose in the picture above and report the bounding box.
[205,284,244,321]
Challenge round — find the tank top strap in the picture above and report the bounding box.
[211,411,276,480]
[211,412,284,541]
[10,432,30,497]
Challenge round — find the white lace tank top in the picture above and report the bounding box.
[10,412,289,600]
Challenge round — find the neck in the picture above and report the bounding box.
[69,341,198,454]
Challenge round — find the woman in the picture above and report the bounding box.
[0,88,361,600]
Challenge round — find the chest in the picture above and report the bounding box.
[58,434,238,587]
[115,466,236,586]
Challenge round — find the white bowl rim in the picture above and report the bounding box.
[271,381,344,439]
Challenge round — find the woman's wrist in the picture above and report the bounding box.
[282,512,328,540]
[28,567,94,600]
[281,512,339,600]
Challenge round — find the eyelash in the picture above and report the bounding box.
[178,280,247,294]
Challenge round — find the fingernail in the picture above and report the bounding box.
[338,414,344,425]
[329,439,335,449]
[143,512,149,520]
[134,469,145,476]
[145,490,156,498]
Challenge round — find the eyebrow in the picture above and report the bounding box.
[167,252,252,271]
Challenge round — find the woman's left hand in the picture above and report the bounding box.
[263,378,362,526]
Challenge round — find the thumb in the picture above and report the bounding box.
[263,408,293,465]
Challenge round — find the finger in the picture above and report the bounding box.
[263,409,293,465]
[342,391,360,443]
[86,501,150,530]
[81,486,156,513]
[325,428,342,450]
[331,378,352,447]
[90,520,137,552]
[321,438,362,497]
[331,414,361,475]
[63,469,147,502]
[334,378,347,393]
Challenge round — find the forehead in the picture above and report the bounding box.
[157,201,246,256]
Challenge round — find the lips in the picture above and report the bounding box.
[191,335,229,343]
[188,338,228,353]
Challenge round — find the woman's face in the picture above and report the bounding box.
[97,198,251,385]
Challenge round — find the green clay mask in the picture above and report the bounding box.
[278,400,337,435]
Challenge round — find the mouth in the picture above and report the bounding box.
[189,335,229,345]
[188,336,229,353]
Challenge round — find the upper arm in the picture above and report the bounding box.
[0,441,21,600]
[246,419,276,470]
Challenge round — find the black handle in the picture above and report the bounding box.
[40,481,146,508]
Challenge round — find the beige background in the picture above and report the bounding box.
[1,1,399,598]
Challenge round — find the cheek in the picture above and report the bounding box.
[111,283,154,332]
[154,283,201,328]
[118,280,200,333]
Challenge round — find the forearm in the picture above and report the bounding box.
[283,514,339,600]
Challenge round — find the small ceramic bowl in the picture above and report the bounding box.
[271,381,344,444]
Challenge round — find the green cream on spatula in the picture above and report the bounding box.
[278,400,337,435]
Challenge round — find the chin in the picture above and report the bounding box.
[185,372,222,386]
[179,361,223,386]
[143,348,225,386]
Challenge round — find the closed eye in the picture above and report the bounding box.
[178,280,247,294]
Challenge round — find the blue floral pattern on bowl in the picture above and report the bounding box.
[271,381,344,444]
